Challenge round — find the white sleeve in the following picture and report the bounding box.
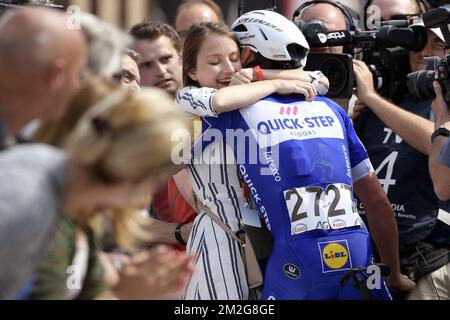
[176,86,218,117]
[305,70,329,96]
[352,158,374,183]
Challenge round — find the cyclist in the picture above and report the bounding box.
[177,21,326,299]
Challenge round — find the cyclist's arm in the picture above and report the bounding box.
[429,133,450,200]
[354,172,415,292]
[429,82,450,200]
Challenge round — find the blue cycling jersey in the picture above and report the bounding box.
[194,95,391,300]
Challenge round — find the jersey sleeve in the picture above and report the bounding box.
[335,103,374,182]
[176,86,218,117]
[305,70,328,96]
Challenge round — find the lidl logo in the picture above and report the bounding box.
[318,240,352,273]
[323,243,348,269]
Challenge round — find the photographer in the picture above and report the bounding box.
[293,0,360,111]
[294,1,349,54]
[429,82,450,201]
[353,0,450,299]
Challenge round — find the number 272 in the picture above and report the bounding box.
[285,185,350,223]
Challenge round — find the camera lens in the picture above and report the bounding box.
[407,70,436,101]
[304,53,354,98]
[318,56,348,97]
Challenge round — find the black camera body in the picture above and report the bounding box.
[362,46,413,102]
[299,20,427,100]
[304,52,354,98]
[408,56,450,102]
[435,56,450,102]
[408,6,450,103]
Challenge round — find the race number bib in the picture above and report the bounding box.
[283,183,362,235]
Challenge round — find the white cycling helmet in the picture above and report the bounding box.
[231,10,310,68]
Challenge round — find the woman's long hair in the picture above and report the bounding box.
[34,76,191,251]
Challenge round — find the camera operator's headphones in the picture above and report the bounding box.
[293,0,358,33]
[362,0,428,30]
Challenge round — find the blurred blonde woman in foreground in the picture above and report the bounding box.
[27,77,194,300]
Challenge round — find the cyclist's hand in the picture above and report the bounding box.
[275,80,317,101]
[386,274,416,294]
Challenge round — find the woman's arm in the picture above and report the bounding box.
[177,80,317,117]
[265,68,329,88]
[213,79,317,113]
[231,67,329,95]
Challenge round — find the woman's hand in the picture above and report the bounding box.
[230,68,254,86]
[100,252,131,288]
[112,245,195,300]
[274,79,318,101]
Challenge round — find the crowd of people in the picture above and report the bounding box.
[0,0,449,300]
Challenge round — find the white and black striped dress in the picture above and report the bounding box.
[176,86,249,300]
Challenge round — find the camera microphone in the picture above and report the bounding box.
[306,29,353,48]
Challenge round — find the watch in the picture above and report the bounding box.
[175,222,188,245]
[431,127,450,144]
[306,70,325,84]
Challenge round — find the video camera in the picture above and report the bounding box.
[407,5,450,103]
[297,20,427,100]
